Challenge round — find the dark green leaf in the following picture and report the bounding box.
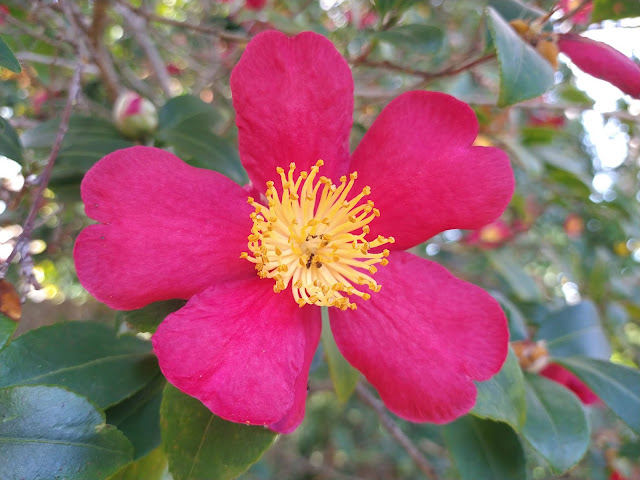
[0,314,16,351]
[373,25,444,55]
[535,300,611,359]
[21,116,128,149]
[108,447,166,480]
[157,122,247,185]
[107,373,166,460]
[0,322,159,409]
[161,385,277,480]
[555,357,640,435]
[321,307,359,403]
[472,347,526,430]
[488,0,547,23]
[444,416,526,480]
[0,385,133,479]
[0,117,23,162]
[522,373,590,473]
[490,291,528,341]
[0,35,21,73]
[486,7,555,107]
[157,94,221,131]
[373,0,419,17]
[592,0,640,21]
[488,249,543,301]
[118,299,186,334]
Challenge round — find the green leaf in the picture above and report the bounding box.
[157,94,222,131]
[488,249,543,302]
[486,7,555,107]
[161,385,277,480]
[534,300,611,360]
[522,373,590,473]
[0,117,23,162]
[490,291,528,341]
[107,373,166,460]
[0,322,159,409]
[108,447,166,480]
[157,121,247,185]
[488,0,547,23]
[0,385,133,479]
[0,314,16,350]
[373,0,419,17]
[444,416,526,480]
[321,307,359,403]
[555,357,640,435]
[373,25,444,55]
[0,35,22,73]
[472,347,526,430]
[592,0,640,21]
[118,299,186,334]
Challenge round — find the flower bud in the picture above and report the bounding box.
[113,91,158,139]
[536,39,559,70]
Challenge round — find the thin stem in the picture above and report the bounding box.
[355,383,440,480]
[0,59,85,280]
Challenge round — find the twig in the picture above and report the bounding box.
[356,53,495,82]
[0,60,85,281]
[15,52,100,74]
[355,383,440,480]
[115,3,173,97]
[113,0,250,43]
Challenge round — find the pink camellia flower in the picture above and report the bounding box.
[74,31,514,433]
[465,219,514,249]
[558,34,640,98]
[540,363,599,405]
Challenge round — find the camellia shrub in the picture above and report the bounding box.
[0,1,638,480]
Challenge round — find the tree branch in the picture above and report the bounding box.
[355,383,440,480]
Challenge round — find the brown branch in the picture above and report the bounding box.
[115,3,172,97]
[356,53,495,82]
[355,383,440,480]
[113,0,250,43]
[0,61,85,281]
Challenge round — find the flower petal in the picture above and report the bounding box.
[152,278,321,433]
[74,146,254,310]
[558,34,640,98]
[330,251,508,423]
[231,30,353,190]
[540,363,600,405]
[350,91,514,250]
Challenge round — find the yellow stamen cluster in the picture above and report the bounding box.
[241,160,394,310]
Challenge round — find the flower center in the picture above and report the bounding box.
[241,160,394,310]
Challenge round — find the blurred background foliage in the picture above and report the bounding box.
[0,0,639,479]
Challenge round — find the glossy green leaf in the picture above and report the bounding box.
[592,0,640,21]
[21,116,128,149]
[444,416,526,480]
[535,300,611,359]
[490,291,528,341]
[0,314,16,350]
[0,117,23,162]
[321,307,359,403]
[156,120,247,185]
[0,385,133,479]
[555,357,640,435]
[118,299,186,334]
[0,35,21,73]
[488,0,546,23]
[522,373,590,473]
[472,347,526,430]
[161,385,278,480]
[157,94,221,131]
[486,7,555,107]
[373,0,419,17]
[107,373,166,459]
[488,249,543,301]
[0,322,159,409]
[373,25,444,55]
[108,447,166,480]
